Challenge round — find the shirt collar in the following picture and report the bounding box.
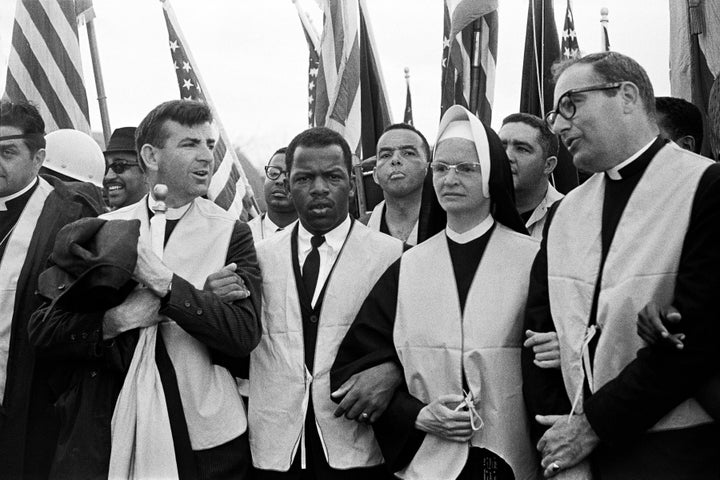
[263,214,280,232]
[605,137,656,180]
[147,194,192,220]
[0,177,37,211]
[298,215,352,252]
[446,214,494,244]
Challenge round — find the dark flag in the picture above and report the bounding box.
[3,0,91,133]
[520,0,578,193]
[358,0,392,159]
[440,0,498,124]
[404,67,414,125]
[161,0,255,217]
[561,0,580,60]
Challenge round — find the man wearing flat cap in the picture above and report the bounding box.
[0,101,102,478]
[103,126,147,210]
[29,99,261,479]
[332,105,539,479]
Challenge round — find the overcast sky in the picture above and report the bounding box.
[0,0,670,171]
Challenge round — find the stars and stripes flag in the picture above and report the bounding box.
[561,0,580,60]
[161,0,255,217]
[404,67,413,126]
[3,0,91,133]
[314,0,362,153]
[440,0,498,125]
[294,0,321,127]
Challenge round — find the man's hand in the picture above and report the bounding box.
[637,302,684,350]
[331,362,403,423]
[204,263,250,303]
[524,330,561,369]
[536,414,600,478]
[414,394,473,442]
[103,288,161,339]
[133,237,173,297]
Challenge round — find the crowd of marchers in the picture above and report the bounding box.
[1,50,718,480]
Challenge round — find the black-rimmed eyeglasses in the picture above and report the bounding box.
[265,165,286,181]
[544,82,623,129]
[105,161,140,174]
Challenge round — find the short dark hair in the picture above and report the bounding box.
[0,100,46,154]
[380,123,432,161]
[655,96,703,154]
[285,127,352,174]
[268,147,287,165]
[135,100,213,167]
[552,51,656,120]
[502,112,559,158]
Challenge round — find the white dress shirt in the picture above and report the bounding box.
[297,216,352,307]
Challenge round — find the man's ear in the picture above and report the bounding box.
[620,82,641,112]
[372,167,380,185]
[543,155,558,176]
[675,135,696,153]
[32,148,46,173]
[140,144,158,172]
[349,170,357,200]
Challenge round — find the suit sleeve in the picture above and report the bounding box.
[521,204,572,443]
[584,163,720,444]
[330,258,428,472]
[160,220,262,357]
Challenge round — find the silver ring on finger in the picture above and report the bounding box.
[549,462,561,472]
[360,412,369,421]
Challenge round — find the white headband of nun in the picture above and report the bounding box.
[433,105,491,198]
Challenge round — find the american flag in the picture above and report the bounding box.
[161,0,254,217]
[314,0,362,153]
[404,67,413,126]
[561,0,580,60]
[440,0,498,125]
[294,0,321,127]
[3,0,91,133]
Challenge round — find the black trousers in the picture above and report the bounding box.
[195,432,251,480]
[592,422,720,480]
[253,398,394,480]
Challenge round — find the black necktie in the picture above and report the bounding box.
[302,235,325,302]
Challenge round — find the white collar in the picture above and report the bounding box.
[446,214,494,244]
[605,137,656,180]
[298,215,352,252]
[0,177,37,211]
[263,213,281,232]
[147,194,192,220]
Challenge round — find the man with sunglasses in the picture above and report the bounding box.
[247,147,297,242]
[103,127,147,210]
[524,51,720,478]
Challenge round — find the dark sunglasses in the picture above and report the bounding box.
[106,161,140,174]
[265,165,287,181]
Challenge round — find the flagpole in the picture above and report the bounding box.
[469,18,482,115]
[85,18,111,146]
[600,7,610,51]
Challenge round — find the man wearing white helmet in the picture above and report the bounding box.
[0,101,102,478]
[42,128,107,211]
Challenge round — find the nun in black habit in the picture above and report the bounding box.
[331,106,539,480]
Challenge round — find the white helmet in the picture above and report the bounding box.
[44,129,105,187]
